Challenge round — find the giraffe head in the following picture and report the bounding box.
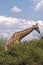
[33,23,40,34]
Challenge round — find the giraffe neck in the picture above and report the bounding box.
[19,26,34,40]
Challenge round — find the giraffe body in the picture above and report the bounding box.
[5,23,40,51]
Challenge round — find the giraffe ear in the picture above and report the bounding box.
[36,23,38,26]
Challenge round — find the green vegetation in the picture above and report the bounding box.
[0,38,43,65]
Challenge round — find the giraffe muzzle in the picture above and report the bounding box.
[38,30,40,34]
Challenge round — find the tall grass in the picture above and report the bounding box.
[0,38,43,65]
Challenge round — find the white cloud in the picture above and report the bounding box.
[0,15,24,26]
[34,0,43,11]
[0,15,43,40]
[11,6,21,13]
[0,15,43,26]
[0,33,8,38]
[0,15,43,28]
[3,29,11,33]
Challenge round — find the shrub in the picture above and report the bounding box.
[0,38,43,65]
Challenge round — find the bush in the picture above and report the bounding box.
[0,38,43,65]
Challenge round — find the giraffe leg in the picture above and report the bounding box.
[4,44,8,51]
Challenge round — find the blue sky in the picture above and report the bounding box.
[0,0,43,40]
[0,0,43,20]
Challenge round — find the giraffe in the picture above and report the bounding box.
[5,23,40,51]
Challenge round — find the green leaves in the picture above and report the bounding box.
[0,39,43,65]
